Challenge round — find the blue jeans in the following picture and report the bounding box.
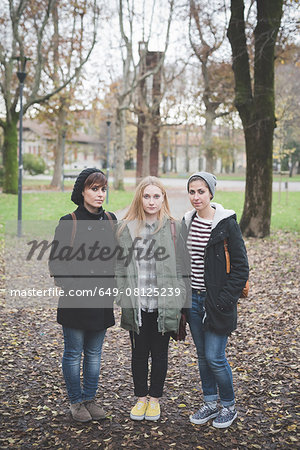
[187,290,235,407]
[62,326,106,404]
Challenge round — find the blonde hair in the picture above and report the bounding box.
[118,176,174,236]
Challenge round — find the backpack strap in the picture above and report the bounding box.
[170,220,176,250]
[70,210,114,246]
[104,211,114,230]
[104,211,113,221]
[70,212,77,246]
[224,238,231,274]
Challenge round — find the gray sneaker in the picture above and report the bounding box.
[190,404,219,424]
[70,402,92,422]
[212,407,237,428]
[84,399,106,420]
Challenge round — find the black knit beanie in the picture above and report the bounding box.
[71,168,105,205]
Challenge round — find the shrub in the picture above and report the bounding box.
[23,153,47,175]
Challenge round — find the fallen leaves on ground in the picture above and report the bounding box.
[0,231,299,449]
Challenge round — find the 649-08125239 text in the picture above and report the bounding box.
[9,286,182,298]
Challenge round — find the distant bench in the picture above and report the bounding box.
[63,173,79,180]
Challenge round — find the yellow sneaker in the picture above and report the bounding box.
[145,400,160,421]
[130,399,148,421]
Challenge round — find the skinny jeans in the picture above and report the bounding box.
[62,326,106,404]
[187,290,235,407]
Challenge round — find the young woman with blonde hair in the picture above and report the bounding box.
[116,176,187,421]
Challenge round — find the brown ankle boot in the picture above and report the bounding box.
[84,399,106,420]
[70,402,92,422]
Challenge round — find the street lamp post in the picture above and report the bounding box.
[16,56,29,237]
[106,119,111,204]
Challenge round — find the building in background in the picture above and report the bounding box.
[22,118,104,171]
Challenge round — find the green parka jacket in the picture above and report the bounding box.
[115,218,188,334]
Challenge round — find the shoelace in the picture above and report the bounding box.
[219,407,231,416]
[193,404,213,418]
[136,401,146,410]
[199,404,210,413]
[149,402,158,409]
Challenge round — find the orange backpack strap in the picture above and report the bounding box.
[70,212,77,246]
[224,239,231,274]
[224,238,249,298]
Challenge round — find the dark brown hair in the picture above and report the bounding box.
[83,172,107,190]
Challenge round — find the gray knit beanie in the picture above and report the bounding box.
[71,168,105,205]
[187,172,217,198]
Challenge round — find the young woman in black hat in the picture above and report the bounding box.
[49,168,117,422]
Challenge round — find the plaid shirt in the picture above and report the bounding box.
[136,222,158,312]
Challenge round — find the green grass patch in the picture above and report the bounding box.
[0,189,299,235]
[0,189,134,236]
[214,191,300,232]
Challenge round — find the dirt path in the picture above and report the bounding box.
[0,227,299,448]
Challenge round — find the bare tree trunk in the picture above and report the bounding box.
[240,124,273,236]
[51,134,62,188]
[204,109,214,172]
[141,118,151,178]
[150,119,159,177]
[227,0,283,237]
[2,115,19,193]
[185,124,190,173]
[113,107,126,190]
[136,112,144,184]
[51,107,67,187]
[189,0,232,177]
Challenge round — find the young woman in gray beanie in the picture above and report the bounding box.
[49,168,117,423]
[181,172,249,429]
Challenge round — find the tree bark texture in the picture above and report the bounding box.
[113,108,126,190]
[204,108,215,173]
[227,0,283,237]
[50,107,67,188]
[2,116,19,194]
[136,51,162,181]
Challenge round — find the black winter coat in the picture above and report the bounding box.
[182,204,249,335]
[49,204,117,331]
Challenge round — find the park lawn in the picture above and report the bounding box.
[213,191,300,232]
[0,189,134,236]
[0,190,299,235]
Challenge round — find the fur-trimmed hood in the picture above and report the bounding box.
[183,202,236,230]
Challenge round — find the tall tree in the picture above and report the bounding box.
[38,0,99,187]
[227,0,283,237]
[189,0,234,172]
[274,46,300,176]
[112,0,136,191]
[0,0,98,193]
[113,0,174,187]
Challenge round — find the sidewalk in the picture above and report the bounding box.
[24,174,300,191]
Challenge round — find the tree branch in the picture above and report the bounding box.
[227,0,253,117]
[28,0,56,102]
